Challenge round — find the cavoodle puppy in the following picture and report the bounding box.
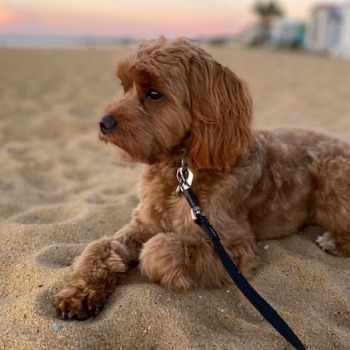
[54,37,350,320]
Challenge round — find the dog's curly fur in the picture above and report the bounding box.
[54,37,350,320]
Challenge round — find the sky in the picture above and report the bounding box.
[0,0,346,38]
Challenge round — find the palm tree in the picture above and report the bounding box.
[253,1,284,44]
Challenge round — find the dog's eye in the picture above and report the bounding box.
[146,89,163,101]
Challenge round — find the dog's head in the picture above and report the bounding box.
[100,37,253,170]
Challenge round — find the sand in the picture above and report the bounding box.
[0,45,350,350]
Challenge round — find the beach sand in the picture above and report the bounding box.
[1,45,350,350]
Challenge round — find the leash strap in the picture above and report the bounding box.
[176,164,306,350]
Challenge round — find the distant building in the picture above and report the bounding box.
[307,2,350,58]
[269,19,306,48]
[333,2,350,57]
[241,25,265,46]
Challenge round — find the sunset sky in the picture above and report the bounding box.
[0,0,345,38]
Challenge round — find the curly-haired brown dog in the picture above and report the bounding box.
[54,37,350,319]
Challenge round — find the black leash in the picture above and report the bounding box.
[176,161,306,350]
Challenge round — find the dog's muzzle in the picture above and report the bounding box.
[99,115,116,135]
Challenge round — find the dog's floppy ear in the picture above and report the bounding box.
[187,47,253,170]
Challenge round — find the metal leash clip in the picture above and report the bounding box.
[176,160,194,193]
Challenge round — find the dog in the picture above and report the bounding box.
[54,37,350,320]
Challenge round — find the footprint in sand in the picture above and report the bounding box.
[35,243,85,318]
[36,243,85,268]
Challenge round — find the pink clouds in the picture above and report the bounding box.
[0,6,24,26]
[0,4,244,38]
[0,5,42,34]
[0,0,344,39]
[0,9,240,38]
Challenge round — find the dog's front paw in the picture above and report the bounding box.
[54,284,105,320]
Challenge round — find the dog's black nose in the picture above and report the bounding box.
[99,115,116,135]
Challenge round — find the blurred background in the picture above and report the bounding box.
[0,0,349,54]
